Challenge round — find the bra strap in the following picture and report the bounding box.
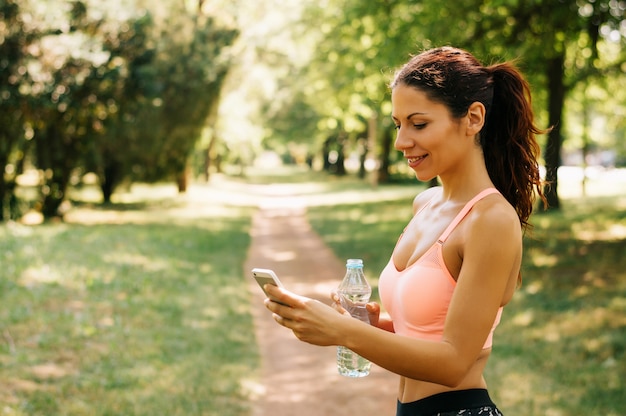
[438,188,500,243]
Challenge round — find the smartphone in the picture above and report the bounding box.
[251,268,287,305]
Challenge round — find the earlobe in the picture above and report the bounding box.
[466,102,486,136]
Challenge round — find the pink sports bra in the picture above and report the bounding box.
[378,188,503,349]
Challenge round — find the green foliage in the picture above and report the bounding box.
[92,6,239,195]
[0,200,256,415]
[5,0,624,217]
[81,0,238,200]
[0,0,33,220]
[260,0,625,197]
[0,0,238,218]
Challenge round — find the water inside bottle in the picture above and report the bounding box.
[336,259,371,377]
[336,302,371,377]
[339,294,370,322]
[336,345,371,377]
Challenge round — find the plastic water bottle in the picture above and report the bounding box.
[336,258,372,377]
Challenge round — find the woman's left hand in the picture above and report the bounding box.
[263,284,350,346]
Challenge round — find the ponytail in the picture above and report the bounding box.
[481,63,547,230]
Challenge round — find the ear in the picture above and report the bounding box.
[465,102,486,137]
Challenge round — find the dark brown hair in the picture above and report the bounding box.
[391,46,547,229]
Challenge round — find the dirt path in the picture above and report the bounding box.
[244,203,397,416]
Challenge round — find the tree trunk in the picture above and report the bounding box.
[100,159,121,203]
[322,136,332,172]
[177,164,189,193]
[335,134,347,176]
[543,54,566,210]
[41,168,71,219]
[377,127,393,183]
[204,132,216,182]
[358,136,367,179]
[0,154,8,221]
[36,120,81,220]
[0,133,28,221]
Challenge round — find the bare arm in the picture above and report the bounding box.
[265,202,520,386]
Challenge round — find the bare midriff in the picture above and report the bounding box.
[397,348,491,403]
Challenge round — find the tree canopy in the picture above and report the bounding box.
[2,0,624,219]
[0,0,237,219]
[246,0,625,206]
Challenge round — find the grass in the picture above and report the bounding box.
[307,187,626,416]
[493,197,626,416]
[0,196,257,416]
[2,165,625,415]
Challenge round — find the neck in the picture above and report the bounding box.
[438,152,494,203]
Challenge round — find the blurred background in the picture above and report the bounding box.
[1,0,625,221]
[1,1,625,415]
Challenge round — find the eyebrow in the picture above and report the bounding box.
[392,112,428,121]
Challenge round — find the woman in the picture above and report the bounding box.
[263,46,546,415]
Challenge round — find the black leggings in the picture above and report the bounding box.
[396,389,503,416]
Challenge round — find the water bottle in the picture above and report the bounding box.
[336,258,372,377]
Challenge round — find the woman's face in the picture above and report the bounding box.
[391,84,470,182]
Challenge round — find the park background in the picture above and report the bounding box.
[1,0,625,415]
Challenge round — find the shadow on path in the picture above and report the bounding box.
[244,204,397,416]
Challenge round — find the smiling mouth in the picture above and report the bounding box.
[408,155,428,164]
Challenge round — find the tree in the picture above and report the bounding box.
[147,12,237,191]
[32,59,102,218]
[0,0,34,221]
[0,0,238,217]
[92,1,237,200]
[293,1,429,180]
[92,11,158,203]
[21,0,133,216]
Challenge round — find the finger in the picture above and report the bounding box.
[264,284,302,307]
[272,313,286,327]
[332,302,348,316]
[264,298,289,315]
[265,298,298,326]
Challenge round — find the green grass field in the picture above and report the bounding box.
[0,196,257,416]
[1,167,625,415]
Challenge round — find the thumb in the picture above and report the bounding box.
[366,302,380,314]
[366,302,380,326]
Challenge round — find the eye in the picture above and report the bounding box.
[393,124,401,130]
[414,123,427,130]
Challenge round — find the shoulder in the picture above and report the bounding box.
[465,193,522,245]
[412,186,441,214]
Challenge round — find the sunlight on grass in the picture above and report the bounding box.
[572,222,626,241]
[0,199,257,415]
[528,252,559,267]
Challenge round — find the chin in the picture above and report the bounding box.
[414,172,437,183]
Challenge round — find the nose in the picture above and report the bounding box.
[394,125,413,152]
